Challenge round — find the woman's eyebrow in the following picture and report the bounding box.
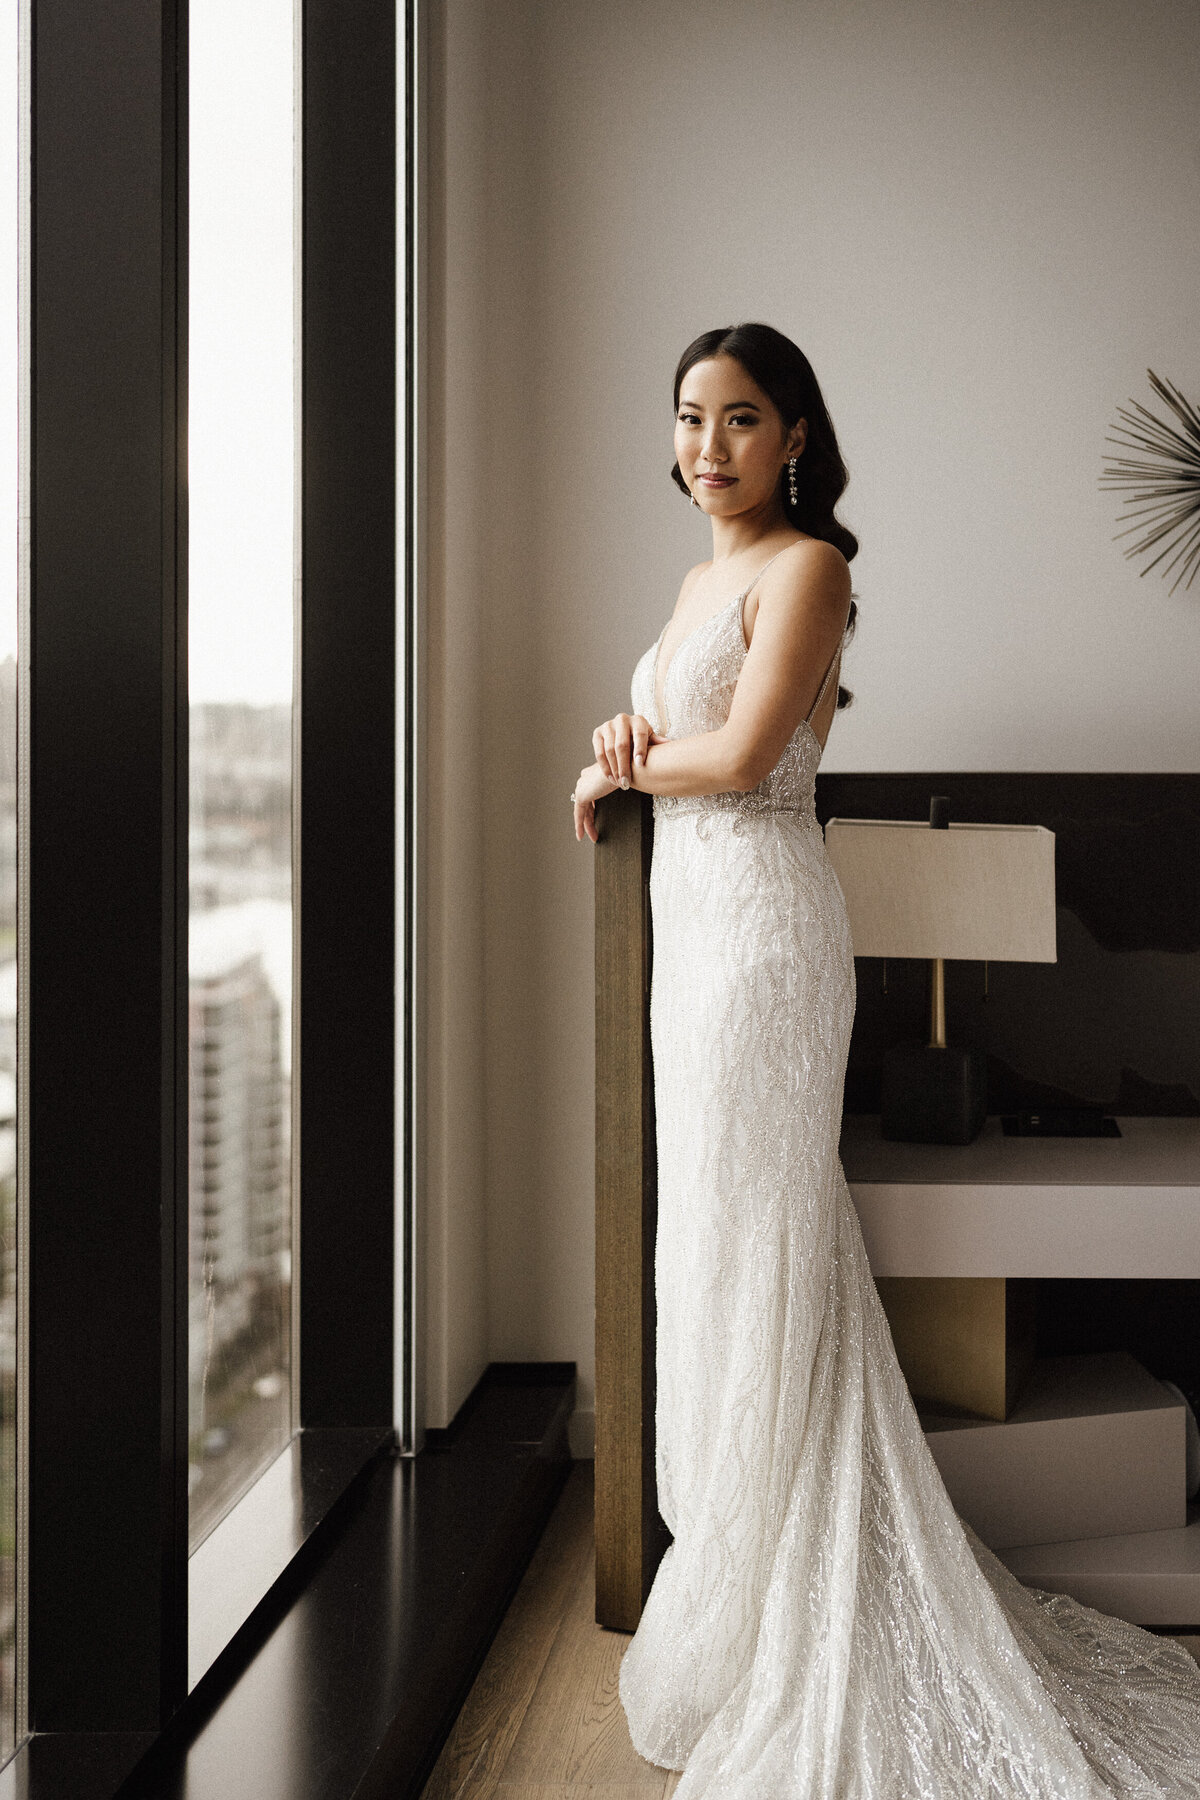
[678,398,762,412]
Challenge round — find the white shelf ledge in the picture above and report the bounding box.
[841,1115,1200,1277]
[918,1353,1185,1551]
[996,1504,1200,1627]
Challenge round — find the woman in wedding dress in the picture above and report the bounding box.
[570,322,1200,1798]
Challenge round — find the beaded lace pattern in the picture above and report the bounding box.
[617,571,1200,1797]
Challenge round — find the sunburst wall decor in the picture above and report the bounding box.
[1100,369,1200,595]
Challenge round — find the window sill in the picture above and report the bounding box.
[0,1364,575,1800]
[1,1424,393,1800]
[188,1426,396,1691]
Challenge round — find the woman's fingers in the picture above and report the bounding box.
[592,714,656,785]
[573,774,598,843]
[608,714,637,786]
[594,725,619,781]
[614,719,634,785]
[574,796,597,843]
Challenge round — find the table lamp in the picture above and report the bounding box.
[824,801,1057,1143]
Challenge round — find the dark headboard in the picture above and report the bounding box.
[814,774,1200,1117]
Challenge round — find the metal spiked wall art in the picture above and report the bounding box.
[1100,369,1200,595]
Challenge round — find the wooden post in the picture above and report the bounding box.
[593,788,664,1629]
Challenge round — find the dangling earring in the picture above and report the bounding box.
[690,488,699,507]
[787,457,798,505]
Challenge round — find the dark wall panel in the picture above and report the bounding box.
[815,773,1200,1118]
[300,0,397,1427]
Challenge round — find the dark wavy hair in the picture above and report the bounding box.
[671,322,858,708]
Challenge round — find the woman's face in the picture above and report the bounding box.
[673,354,807,518]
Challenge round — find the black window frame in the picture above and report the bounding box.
[18,0,402,1763]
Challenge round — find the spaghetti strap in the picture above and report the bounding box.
[735,547,792,651]
[804,599,852,724]
[804,645,841,724]
[739,547,789,602]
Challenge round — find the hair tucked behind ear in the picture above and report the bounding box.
[672,322,859,708]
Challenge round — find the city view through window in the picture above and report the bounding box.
[188,0,297,1550]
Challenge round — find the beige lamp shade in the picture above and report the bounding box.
[824,819,1057,963]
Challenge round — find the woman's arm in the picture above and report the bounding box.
[627,539,851,798]
[625,723,755,796]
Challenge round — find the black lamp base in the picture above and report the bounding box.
[881,1042,988,1145]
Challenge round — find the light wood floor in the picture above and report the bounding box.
[420,1460,1200,1800]
[419,1460,675,1800]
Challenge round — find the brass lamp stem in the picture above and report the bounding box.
[928,956,947,1048]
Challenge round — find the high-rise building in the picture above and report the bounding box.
[188,935,288,1435]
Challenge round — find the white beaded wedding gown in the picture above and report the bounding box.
[617,553,1200,1798]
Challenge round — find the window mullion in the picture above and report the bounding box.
[28,0,188,1729]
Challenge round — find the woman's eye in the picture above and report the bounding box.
[730,413,756,426]
[677,411,700,425]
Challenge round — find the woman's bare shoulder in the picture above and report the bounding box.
[763,537,849,620]
[747,537,850,640]
[773,534,850,587]
[678,558,712,598]
[662,559,713,623]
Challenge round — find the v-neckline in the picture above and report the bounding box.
[651,590,744,735]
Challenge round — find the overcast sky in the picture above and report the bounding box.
[0,0,300,703]
[189,0,296,706]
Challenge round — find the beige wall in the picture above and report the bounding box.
[422,0,542,1428]
[421,0,1200,1440]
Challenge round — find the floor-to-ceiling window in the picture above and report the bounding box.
[187,0,298,1551]
[4,0,396,1774]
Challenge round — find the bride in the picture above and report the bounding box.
[571,322,1200,1797]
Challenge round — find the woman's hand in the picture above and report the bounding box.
[572,759,618,844]
[592,712,662,787]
